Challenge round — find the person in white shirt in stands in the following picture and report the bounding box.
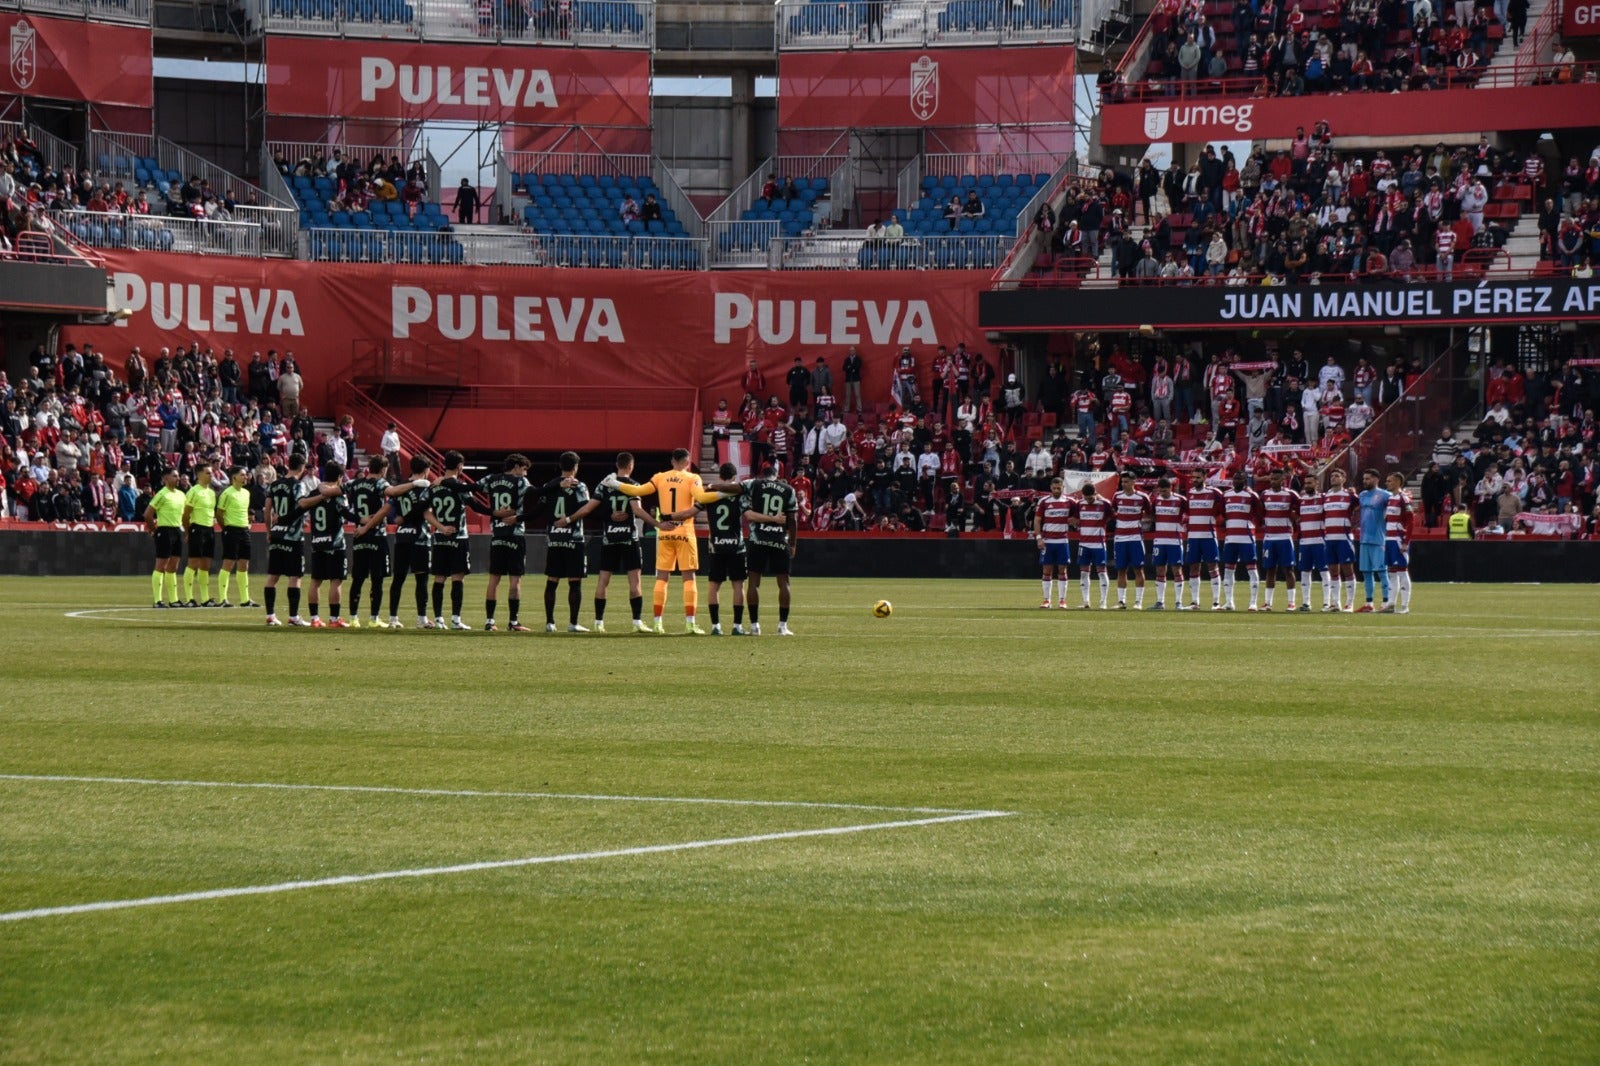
[818,415,846,452]
[1460,180,1489,233]
[1301,381,1324,447]
[1317,354,1345,394]
[1347,395,1374,434]
[1024,441,1054,486]
[380,422,401,480]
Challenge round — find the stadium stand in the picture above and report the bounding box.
[1110,0,1509,100]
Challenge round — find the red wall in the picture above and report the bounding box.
[64,251,993,418]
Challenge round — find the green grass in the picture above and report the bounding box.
[0,576,1596,1063]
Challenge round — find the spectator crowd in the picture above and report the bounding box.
[1420,357,1599,536]
[0,342,352,526]
[706,339,1533,536]
[1038,133,1595,285]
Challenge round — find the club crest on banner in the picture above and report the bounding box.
[9,19,35,90]
[910,55,939,121]
[1143,106,1170,140]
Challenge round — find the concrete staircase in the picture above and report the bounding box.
[1477,0,1552,83]
[1405,411,1482,496]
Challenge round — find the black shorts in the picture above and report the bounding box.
[187,527,215,561]
[267,540,305,578]
[351,544,391,581]
[544,546,587,580]
[490,540,526,576]
[598,543,642,575]
[746,543,791,576]
[707,551,748,584]
[153,527,183,559]
[430,541,470,577]
[400,540,430,576]
[311,550,349,582]
[221,527,252,562]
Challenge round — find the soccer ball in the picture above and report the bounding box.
[872,600,893,618]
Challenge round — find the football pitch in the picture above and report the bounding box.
[1,576,1596,1062]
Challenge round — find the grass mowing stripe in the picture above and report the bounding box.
[0,772,1004,816]
[0,811,1014,924]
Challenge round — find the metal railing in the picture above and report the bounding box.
[922,152,1066,180]
[1513,0,1564,77]
[59,210,267,258]
[90,130,288,208]
[1318,342,1467,485]
[233,204,300,256]
[895,157,921,215]
[337,381,449,478]
[774,233,1010,270]
[266,140,427,180]
[991,156,1091,282]
[503,150,653,184]
[709,219,782,266]
[6,120,80,177]
[306,226,707,269]
[1,187,106,267]
[250,0,652,46]
[651,156,705,239]
[86,129,157,181]
[13,0,150,24]
[706,154,844,225]
[775,0,1078,49]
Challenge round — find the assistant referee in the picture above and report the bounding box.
[182,462,219,607]
[217,466,257,608]
[144,469,186,608]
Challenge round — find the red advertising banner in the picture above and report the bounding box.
[1564,0,1600,35]
[1101,81,1600,144]
[63,252,990,413]
[0,13,153,109]
[264,37,651,126]
[778,46,1075,129]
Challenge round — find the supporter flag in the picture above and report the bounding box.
[718,438,750,478]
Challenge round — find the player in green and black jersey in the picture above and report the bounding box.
[425,450,494,630]
[541,450,593,633]
[301,461,385,627]
[740,463,801,636]
[344,454,423,628]
[563,451,663,633]
[263,453,327,626]
[388,455,434,628]
[479,453,532,632]
[662,461,751,636]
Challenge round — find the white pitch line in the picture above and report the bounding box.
[0,810,1012,924]
[0,773,1004,816]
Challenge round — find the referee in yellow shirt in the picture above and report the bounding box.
[144,468,186,608]
[216,466,258,608]
[181,463,219,607]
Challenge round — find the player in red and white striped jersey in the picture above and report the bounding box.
[1182,478,1224,610]
[1074,480,1114,609]
[1110,473,1151,609]
[1383,471,1414,613]
[1259,469,1300,611]
[1294,486,1336,612]
[1436,227,1457,280]
[1148,477,1187,610]
[1220,472,1262,611]
[1032,477,1077,609]
[1321,467,1360,611]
